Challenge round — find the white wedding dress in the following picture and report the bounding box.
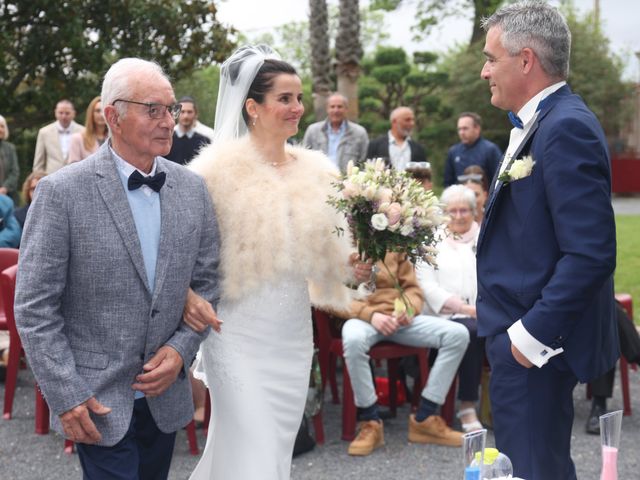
[190,275,313,480]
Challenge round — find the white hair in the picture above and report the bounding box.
[101,58,170,122]
[0,114,8,140]
[389,106,414,123]
[440,184,477,216]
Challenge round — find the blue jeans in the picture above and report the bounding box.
[342,314,469,407]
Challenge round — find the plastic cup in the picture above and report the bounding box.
[599,410,623,480]
[462,428,486,480]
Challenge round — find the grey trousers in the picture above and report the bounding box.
[342,315,469,408]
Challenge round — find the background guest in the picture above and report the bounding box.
[68,96,108,163]
[33,99,83,173]
[443,112,502,187]
[0,194,22,248]
[406,161,433,191]
[166,96,210,165]
[458,165,489,224]
[417,184,483,433]
[0,115,20,202]
[302,93,369,172]
[367,106,427,171]
[14,171,47,229]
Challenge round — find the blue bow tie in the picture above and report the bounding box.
[128,170,166,192]
[508,111,524,129]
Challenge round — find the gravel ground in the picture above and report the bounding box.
[1,365,639,480]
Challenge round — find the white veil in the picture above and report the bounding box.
[212,44,281,144]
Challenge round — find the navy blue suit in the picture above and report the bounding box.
[476,85,618,479]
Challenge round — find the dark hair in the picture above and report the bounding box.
[459,164,489,193]
[241,59,297,125]
[178,95,198,113]
[458,111,482,127]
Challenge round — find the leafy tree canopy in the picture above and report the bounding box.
[0,0,235,130]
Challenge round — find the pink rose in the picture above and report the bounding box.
[385,202,402,226]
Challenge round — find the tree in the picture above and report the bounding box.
[335,0,364,119]
[309,0,332,120]
[370,0,501,46]
[0,0,234,184]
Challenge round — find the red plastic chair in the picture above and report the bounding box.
[313,308,442,441]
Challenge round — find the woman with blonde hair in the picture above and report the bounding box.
[68,96,108,163]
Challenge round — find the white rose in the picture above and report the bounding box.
[371,213,389,231]
[509,156,535,180]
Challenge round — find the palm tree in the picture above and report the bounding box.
[335,0,363,120]
[309,0,331,120]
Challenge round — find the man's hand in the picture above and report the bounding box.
[459,304,477,318]
[371,312,399,336]
[511,343,534,368]
[132,345,184,397]
[59,397,111,444]
[183,288,222,333]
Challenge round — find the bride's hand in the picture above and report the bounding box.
[183,288,222,333]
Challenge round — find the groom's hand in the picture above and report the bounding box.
[511,343,534,368]
[60,397,111,444]
[132,346,184,397]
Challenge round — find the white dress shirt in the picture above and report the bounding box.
[56,121,73,160]
[388,131,412,171]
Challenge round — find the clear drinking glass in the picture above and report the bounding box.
[600,410,623,480]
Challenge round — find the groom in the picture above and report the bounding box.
[15,58,220,479]
[476,2,618,479]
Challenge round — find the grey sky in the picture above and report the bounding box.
[216,0,640,80]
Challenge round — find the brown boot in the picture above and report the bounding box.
[408,414,463,446]
[347,420,384,456]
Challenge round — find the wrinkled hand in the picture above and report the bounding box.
[371,312,399,336]
[59,397,111,444]
[511,343,534,368]
[349,253,373,284]
[132,346,184,397]
[460,304,477,318]
[183,288,222,333]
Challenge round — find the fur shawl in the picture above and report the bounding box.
[189,136,354,310]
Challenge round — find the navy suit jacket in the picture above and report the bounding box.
[476,85,618,383]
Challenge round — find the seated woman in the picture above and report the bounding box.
[457,164,489,224]
[14,171,46,229]
[0,194,22,248]
[417,184,483,433]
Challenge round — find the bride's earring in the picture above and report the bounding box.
[252,116,258,127]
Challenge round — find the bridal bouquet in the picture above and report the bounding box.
[328,159,446,313]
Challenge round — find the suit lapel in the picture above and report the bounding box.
[95,145,151,291]
[151,159,177,303]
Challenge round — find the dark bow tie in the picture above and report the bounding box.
[127,170,166,192]
[508,111,524,129]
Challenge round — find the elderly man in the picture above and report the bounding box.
[166,96,210,165]
[367,106,427,171]
[476,3,618,479]
[302,93,368,172]
[33,99,84,174]
[443,112,502,187]
[15,58,220,479]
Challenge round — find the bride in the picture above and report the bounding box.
[184,45,363,479]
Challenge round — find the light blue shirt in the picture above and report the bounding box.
[326,121,347,165]
[111,147,162,399]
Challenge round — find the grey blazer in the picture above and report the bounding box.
[15,143,220,446]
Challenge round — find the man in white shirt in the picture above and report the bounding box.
[33,100,84,174]
[366,107,427,171]
[476,3,617,479]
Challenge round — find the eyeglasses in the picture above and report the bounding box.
[446,207,472,217]
[113,99,182,120]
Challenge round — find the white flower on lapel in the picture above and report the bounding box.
[499,155,535,183]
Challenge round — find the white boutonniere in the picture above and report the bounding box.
[498,155,535,183]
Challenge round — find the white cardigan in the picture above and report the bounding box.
[188,136,354,310]
[417,223,479,318]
